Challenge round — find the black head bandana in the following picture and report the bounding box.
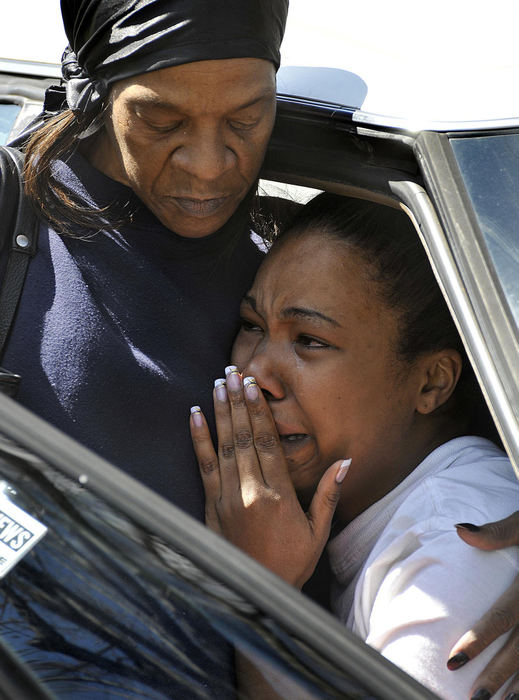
[60,0,289,116]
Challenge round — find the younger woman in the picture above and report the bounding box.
[190,193,519,699]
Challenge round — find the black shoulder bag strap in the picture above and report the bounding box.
[0,146,40,396]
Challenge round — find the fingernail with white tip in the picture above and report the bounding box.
[225,365,241,391]
[214,378,227,402]
[190,405,203,427]
[336,458,352,484]
[243,376,259,400]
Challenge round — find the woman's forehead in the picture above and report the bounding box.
[253,234,374,313]
[262,229,348,277]
[112,58,276,109]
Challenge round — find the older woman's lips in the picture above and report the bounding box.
[171,196,229,217]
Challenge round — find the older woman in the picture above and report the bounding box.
[0,0,288,520]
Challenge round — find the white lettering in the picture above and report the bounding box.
[0,512,33,550]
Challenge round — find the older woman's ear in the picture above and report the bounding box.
[416,349,463,414]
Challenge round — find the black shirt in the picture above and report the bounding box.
[2,151,264,520]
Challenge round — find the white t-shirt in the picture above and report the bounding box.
[328,436,519,700]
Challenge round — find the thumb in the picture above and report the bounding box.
[455,511,519,550]
[307,458,351,542]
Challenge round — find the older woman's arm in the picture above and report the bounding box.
[448,513,519,699]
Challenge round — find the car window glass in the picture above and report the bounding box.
[450,133,519,329]
[0,435,386,699]
[0,103,21,145]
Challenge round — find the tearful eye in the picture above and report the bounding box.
[296,335,331,349]
[239,318,263,333]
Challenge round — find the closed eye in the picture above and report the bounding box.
[146,120,183,134]
[229,120,258,133]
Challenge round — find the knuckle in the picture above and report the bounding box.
[264,489,281,506]
[324,489,340,509]
[220,442,235,459]
[489,519,513,541]
[240,486,261,509]
[502,512,519,544]
[229,392,246,409]
[255,432,278,451]
[488,607,516,637]
[484,669,508,690]
[198,456,219,476]
[248,402,267,419]
[485,512,519,546]
[235,429,253,450]
[242,486,278,510]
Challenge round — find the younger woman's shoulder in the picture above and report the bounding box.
[408,435,518,526]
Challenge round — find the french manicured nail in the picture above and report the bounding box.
[243,376,259,400]
[214,378,227,402]
[505,693,519,700]
[447,651,469,670]
[471,689,491,700]
[225,365,241,391]
[190,405,203,427]
[336,458,352,484]
[455,523,481,532]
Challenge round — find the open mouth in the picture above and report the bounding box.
[279,433,311,455]
[280,433,308,443]
[170,196,229,217]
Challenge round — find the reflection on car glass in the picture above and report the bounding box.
[0,103,21,145]
[451,134,519,326]
[151,537,256,614]
[0,437,374,699]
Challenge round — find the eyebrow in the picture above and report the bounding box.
[131,88,274,114]
[242,295,341,328]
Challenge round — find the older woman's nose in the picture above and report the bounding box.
[172,128,235,183]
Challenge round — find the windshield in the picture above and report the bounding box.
[450,133,519,330]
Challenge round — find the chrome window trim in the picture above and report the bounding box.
[0,58,60,80]
[276,93,519,134]
[354,111,519,134]
[390,180,519,476]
